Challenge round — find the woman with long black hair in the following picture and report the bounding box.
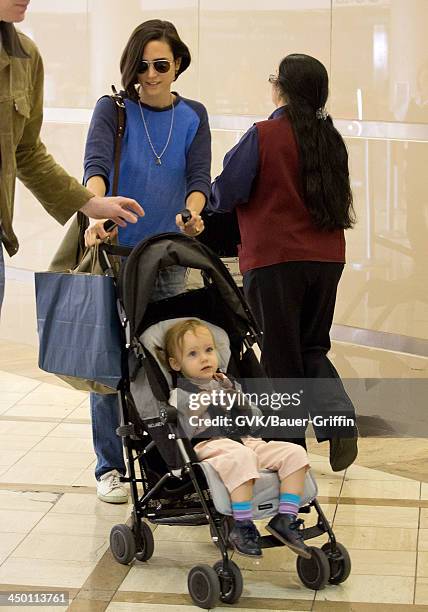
[209,53,357,469]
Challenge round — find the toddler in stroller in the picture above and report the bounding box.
[164,318,311,559]
[105,232,351,609]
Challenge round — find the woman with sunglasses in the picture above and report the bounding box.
[83,20,211,503]
[209,54,357,470]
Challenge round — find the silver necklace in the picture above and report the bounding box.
[138,95,175,165]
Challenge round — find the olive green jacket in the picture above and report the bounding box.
[0,24,93,257]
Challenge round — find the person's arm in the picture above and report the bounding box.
[84,176,120,246]
[176,191,205,236]
[87,176,107,197]
[209,125,259,213]
[83,97,126,245]
[15,51,142,225]
[83,96,117,193]
[186,191,206,216]
[176,102,211,235]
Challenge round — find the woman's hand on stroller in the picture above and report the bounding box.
[85,220,118,247]
[176,209,204,236]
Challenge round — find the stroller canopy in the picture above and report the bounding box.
[118,233,255,341]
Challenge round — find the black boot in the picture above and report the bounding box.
[228,520,262,558]
[329,436,358,472]
[266,513,311,559]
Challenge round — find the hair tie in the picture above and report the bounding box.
[316,107,328,120]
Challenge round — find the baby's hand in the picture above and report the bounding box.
[213,372,225,382]
[213,372,234,388]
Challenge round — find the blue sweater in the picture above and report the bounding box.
[84,93,211,247]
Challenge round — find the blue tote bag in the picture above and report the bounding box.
[35,268,123,394]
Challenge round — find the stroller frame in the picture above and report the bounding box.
[100,236,351,608]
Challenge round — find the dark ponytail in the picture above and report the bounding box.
[276,54,355,231]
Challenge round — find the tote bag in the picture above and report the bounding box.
[35,248,122,394]
[37,89,126,394]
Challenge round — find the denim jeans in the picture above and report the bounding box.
[0,240,4,315]
[91,392,126,480]
[91,265,186,480]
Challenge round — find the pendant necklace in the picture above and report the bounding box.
[138,94,175,165]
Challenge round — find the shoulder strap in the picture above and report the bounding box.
[178,378,201,394]
[77,88,127,248]
[110,86,127,197]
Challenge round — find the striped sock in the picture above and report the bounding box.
[279,492,300,517]
[232,500,253,521]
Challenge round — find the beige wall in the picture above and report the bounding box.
[4,0,428,345]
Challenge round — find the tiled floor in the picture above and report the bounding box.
[1,367,428,611]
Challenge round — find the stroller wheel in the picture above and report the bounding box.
[296,547,330,590]
[188,564,220,609]
[110,524,136,565]
[210,516,233,550]
[321,541,351,584]
[135,521,155,562]
[213,559,243,604]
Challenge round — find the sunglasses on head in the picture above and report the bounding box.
[138,59,173,74]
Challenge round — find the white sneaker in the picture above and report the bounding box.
[97,470,128,504]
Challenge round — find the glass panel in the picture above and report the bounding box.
[200,0,331,116]
[331,0,428,123]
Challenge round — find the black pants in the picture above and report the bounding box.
[243,261,353,444]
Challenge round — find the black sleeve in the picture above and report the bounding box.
[185,102,212,203]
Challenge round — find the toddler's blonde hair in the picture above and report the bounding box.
[155,319,215,368]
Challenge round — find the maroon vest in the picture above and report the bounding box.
[237,115,345,274]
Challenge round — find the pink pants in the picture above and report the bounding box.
[194,436,309,494]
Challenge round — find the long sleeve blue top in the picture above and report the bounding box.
[210,122,261,214]
[84,93,211,247]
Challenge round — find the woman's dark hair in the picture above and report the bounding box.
[276,53,355,231]
[120,19,191,102]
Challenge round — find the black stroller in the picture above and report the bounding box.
[101,232,351,609]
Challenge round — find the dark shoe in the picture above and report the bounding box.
[266,513,311,559]
[228,520,262,558]
[329,435,358,472]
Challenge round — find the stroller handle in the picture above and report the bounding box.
[179,208,192,224]
[103,219,118,233]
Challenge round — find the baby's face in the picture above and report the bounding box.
[171,326,219,380]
